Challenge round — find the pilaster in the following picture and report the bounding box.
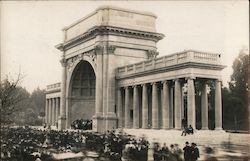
[58,56,67,130]
[93,45,105,132]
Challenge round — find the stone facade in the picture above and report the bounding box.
[45,6,226,132]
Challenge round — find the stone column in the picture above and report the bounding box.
[45,99,49,124]
[169,86,174,128]
[55,97,59,125]
[162,81,170,129]
[215,80,222,130]
[93,45,104,132]
[117,88,123,128]
[174,79,182,129]
[58,56,67,130]
[133,85,139,129]
[47,99,51,125]
[49,99,53,125]
[51,98,55,126]
[181,84,184,119]
[58,98,60,117]
[142,84,148,129]
[187,77,196,129]
[124,87,131,128]
[201,82,208,130]
[152,82,159,129]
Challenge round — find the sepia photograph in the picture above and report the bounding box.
[0,1,249,161]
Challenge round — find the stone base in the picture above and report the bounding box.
[92,115,105,133]
[58,116,67,130]
[105,113,117,131]
[93,113,118,132]
[215,127,223,131]
[152,126,159,130]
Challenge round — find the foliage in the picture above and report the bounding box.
[224,47,249,130]
[13,87,46,126]
[0,75,46,126]
[0,75,25,125]
[229,48,249,99]
[30,87,46,115]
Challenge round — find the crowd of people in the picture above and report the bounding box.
[0,126,149,161]
[71,119,92,130]
[0,125,210,161]
[152,141,199,161]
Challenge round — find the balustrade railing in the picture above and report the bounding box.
[46,82,61,91]
[117,50,221,76]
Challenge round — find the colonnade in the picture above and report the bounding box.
[117,78,222,130]
[45,97,60,126]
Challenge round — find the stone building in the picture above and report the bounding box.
[45,6,225,132]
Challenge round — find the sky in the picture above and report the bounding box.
[1,1,249,93]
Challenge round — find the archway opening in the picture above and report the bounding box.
[69,60,96,129]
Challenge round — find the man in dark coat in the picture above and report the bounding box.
[183,141,192,161]
[190,143,199,161]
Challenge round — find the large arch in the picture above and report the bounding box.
[67,60,96,127]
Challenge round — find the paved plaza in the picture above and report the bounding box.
[124,129,250,160]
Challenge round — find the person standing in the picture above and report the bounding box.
[190,143,199,161]
[161,143,169,161]
[183,142,192,161]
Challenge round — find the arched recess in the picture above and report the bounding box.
[66,59,96,127]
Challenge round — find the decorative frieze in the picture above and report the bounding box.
[66,50,97,71]
[147,50,159,59]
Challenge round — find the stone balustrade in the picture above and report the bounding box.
[117,50,221,77]
[46,82,61,92]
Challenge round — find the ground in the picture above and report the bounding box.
[123,129,250,160]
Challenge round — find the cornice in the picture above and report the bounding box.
[56,26,164,51]
[45,89,61,94]
[116,62,226,80]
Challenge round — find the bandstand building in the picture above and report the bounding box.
[45,6,225,132]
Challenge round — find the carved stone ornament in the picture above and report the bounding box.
[94,45,104,54]
[66,50,96,71]
[147,50,159,59]
[108,45,116,54]
[60,58,67,67]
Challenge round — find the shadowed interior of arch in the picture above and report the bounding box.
[69,60,96,124]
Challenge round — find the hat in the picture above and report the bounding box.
[191,143,196,146]
[185,141,189,145]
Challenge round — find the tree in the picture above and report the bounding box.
[0,75,26,125]
[30,87,46,116]
[227,47,249,130]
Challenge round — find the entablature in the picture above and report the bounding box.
[116,49,226,87]
[56,26,164,52]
